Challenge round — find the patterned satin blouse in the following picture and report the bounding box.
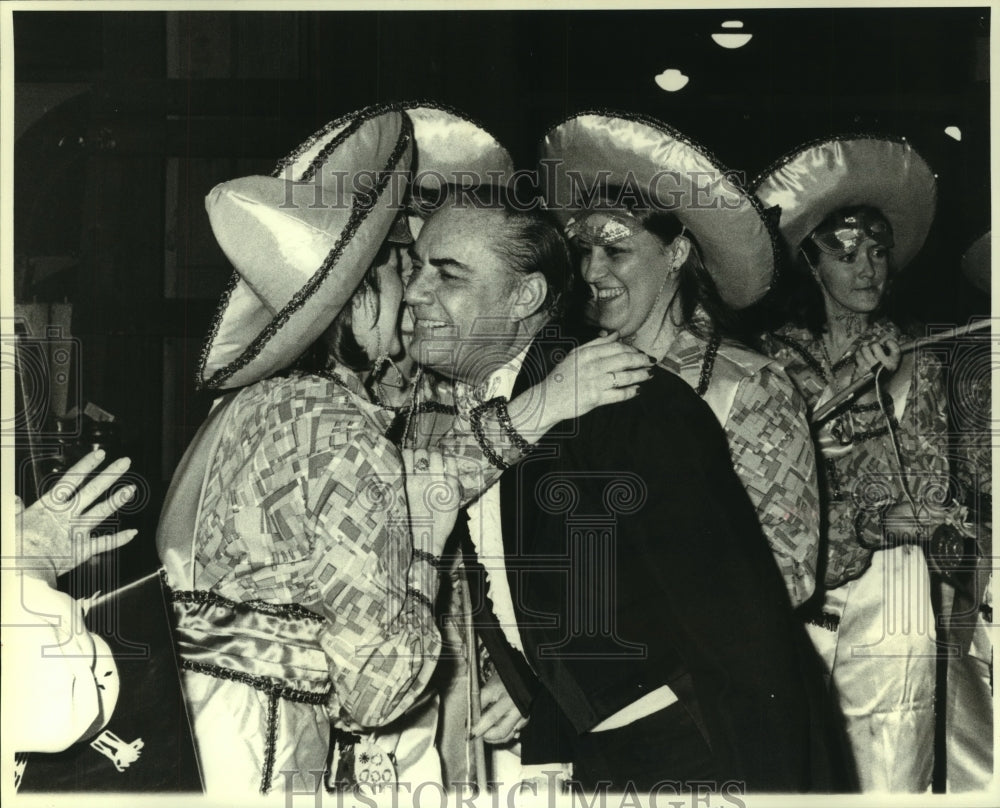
[659,326,821,607]
[191,369,442,729]
[764,321,950,588]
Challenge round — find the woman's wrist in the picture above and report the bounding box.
[520,379,565,435]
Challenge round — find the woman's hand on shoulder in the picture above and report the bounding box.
[538,331,654,425]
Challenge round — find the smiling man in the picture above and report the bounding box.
[405,198,561,387]
[402,190,849,794]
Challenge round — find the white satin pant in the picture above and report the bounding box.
[807,545,937,792]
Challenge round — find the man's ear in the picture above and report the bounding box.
[510,273,549,320]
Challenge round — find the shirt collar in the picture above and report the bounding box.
[452,343,531,414]
[481,343,531,401]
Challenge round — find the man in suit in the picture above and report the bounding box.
[404,193,846,793]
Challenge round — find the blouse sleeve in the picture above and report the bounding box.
[725,367,821,607]
[848,352,950,554]
[300,416,443,732]
[435,404,532,507]
[4,574,116,752]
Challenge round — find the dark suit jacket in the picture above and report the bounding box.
[464,326,851,792]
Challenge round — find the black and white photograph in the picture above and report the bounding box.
[1,2,994,806]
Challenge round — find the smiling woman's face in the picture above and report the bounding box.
[575,227,675,338]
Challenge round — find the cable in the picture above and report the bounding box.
[873,363,921,520]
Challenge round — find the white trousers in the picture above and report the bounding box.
[807,545,937,792]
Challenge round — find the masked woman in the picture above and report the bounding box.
[754,136,957,791]
[497,111,848,792]
[155,104,649,795]
[540,112,821,609]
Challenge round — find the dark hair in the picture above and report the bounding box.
[428,183,573,319]
[292,243,389,375]
[493,208,573,320]
[638,210,741,341]
[780,205,897,338]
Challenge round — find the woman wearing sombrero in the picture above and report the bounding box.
[155,104,650,795]
[530,112,850,792]
[755,135,954,791]
[540,112,821,610]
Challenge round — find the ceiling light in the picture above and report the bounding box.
[712,20,753,49]
[655,69,689,92]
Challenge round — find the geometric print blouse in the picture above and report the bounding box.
[191,369,443,732]
[764,321,951,588]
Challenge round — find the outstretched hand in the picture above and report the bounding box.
[14,450,138,587]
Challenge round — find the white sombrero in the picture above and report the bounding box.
[539,111,778,309]
[753,135,937,270]
[402,102,514,231]
[198,104,413,390]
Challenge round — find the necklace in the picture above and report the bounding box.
[394,370,458,449]
[398,369,423,448]
[369,356,410,409]
[695,332,721,397]
[314,366,353,392]
[315,366,456,447]
[819,333,854,376]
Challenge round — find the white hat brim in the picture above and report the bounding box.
[753,136,937,270]
[540,112,777,310]
[199,105,413,390]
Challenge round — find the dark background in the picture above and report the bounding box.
[12,8,991,585]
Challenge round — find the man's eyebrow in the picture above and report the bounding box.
[428,256,470,272]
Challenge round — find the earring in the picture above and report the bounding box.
[368,309,408,404]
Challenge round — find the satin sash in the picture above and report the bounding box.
[169,587,331,701]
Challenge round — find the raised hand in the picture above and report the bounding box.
[14,450,138,586]
[857,337,901,377]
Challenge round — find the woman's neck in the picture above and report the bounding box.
[823,304,870,363]
[628,280,682,357]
